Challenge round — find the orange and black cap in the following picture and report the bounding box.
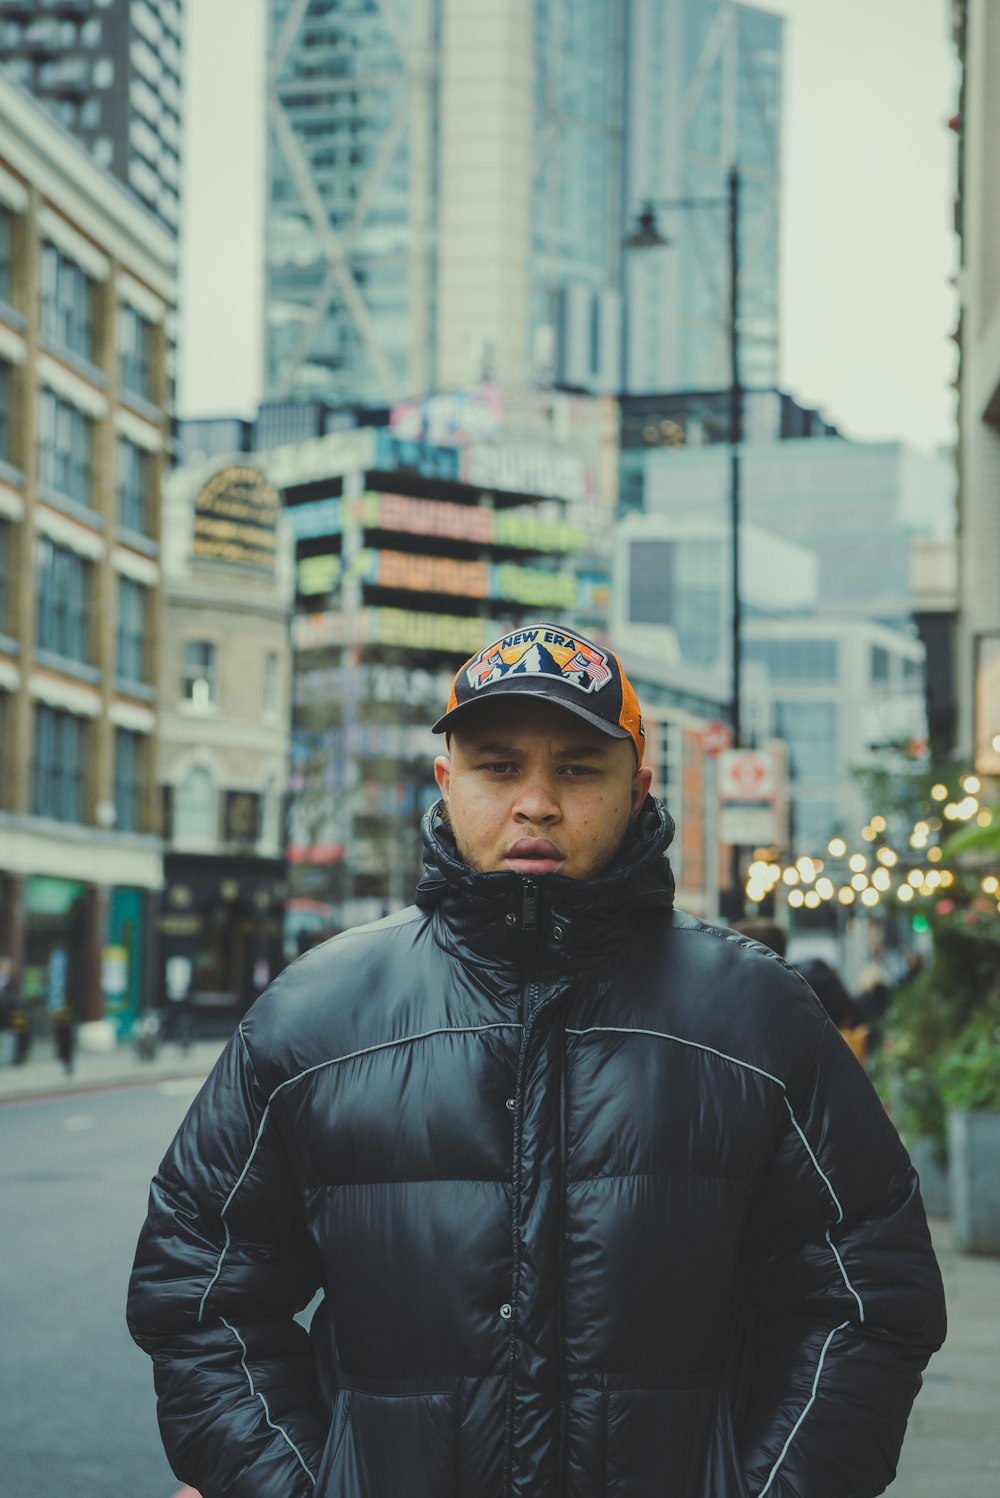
[432,622,645,764]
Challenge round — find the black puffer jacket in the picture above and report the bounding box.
[128,800,945,1498]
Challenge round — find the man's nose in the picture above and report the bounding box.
[512,771,561,823]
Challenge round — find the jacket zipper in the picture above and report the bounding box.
[504,879,541,1497]
[507,879,567,1497]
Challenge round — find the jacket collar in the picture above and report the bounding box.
[416,796,676,973]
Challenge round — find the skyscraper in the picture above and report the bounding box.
[265,0,625,408]
[622,0,783,394]
[0,0,183,236]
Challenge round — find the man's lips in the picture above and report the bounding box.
[504,839,565,874]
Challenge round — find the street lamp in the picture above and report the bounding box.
[623,163,743,914]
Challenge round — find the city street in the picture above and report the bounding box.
[0,1079,198,1498]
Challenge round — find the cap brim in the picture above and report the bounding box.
[432,684,630,740]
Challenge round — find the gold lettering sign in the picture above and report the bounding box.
[192,465,280,573]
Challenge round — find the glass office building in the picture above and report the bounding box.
[623,0,783,393]
[265,0,625,408]
[0,0,183,235]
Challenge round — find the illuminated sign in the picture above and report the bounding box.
[293,607,496,655]
[463,442,589,503]
[287,497,343,539]
[287,490,587,555]
[297,554,342,595]
[374,429,461,481]
[191,464,279,571]
[350,548,578,608]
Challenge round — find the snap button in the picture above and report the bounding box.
[505,1097,515,1112]
[505,912,517,927]
[552,925,564,942]
[499,1302,512,1320]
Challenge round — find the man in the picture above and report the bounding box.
[128,621,946,1498]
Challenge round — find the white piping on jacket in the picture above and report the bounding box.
[565,1024,867,1491]
[198,1021,523,1324]
[221,1316,317,1487]
[756,1321,851,1497]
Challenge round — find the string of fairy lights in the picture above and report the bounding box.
[744,775,999,916]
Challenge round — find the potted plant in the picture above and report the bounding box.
[940,1017,1000,1254]
[876,968,951,1215]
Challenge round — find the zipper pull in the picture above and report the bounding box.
[521,877,538,933]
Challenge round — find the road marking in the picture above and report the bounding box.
[63,1114,94,1132]
[159,1078,202,1098]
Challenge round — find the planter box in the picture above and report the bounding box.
[947,1109,1000,1255]
[909,1136,950,1218]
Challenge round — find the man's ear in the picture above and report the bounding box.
[434,755,451,800]
[630,766,654,820]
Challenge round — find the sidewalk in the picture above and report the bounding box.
[890,1214,1000,1496]
[0,1032,225,1104]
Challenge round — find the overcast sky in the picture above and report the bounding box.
[180,0,958,456]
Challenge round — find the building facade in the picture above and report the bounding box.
[619,386,837,512]
[952,0,1000,775]
[637,435,955,625]
[0,0,183,236]
[264,0,626,407]
[157,459,294,1028]
[622,0,783,393]
[263,387,616,936]
[0,72,174,1038]
[743,614,927,853]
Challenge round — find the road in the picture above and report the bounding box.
[0,1079,200,1498]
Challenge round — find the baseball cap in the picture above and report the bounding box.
[432,622,645,764]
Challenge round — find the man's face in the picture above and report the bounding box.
[433,698,653,880]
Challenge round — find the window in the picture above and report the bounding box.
[39,242,94,361]
[117,438,150,534]
[0,521,8,633]
[35,536,89,662]
[116,575,147,683]
[182,640,217,706]
[37,388,92,506]
[264,650,280,716]
[774,701,839,782]
[745,638,839,682]
[114,728,142,832]
[0,360,10,465]
[118,303,152,399]
[870,645,890,685]
[173,765,215,840]
[791,797,841,851]
[0,206,12,305]
[32,704,85,822]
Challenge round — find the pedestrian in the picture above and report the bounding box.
[127,621,946,1498]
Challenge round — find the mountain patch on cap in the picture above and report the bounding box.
[432,622,645,764]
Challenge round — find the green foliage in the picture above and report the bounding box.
[938,1017,1000,1115]
[879,930,1000,1144]
[942,815,1000,860]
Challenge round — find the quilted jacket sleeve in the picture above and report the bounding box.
[738,1019,947,1498]
[126,1028,326,1498]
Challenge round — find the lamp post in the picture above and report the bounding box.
[624,163,744,915]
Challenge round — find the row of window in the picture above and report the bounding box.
[0,205,156,398]
[0,370,152,529]
[31,702,143,832]
[13,698,276,844]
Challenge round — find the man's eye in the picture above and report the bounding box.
[482,762,517,775]
[562,765,596,777]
